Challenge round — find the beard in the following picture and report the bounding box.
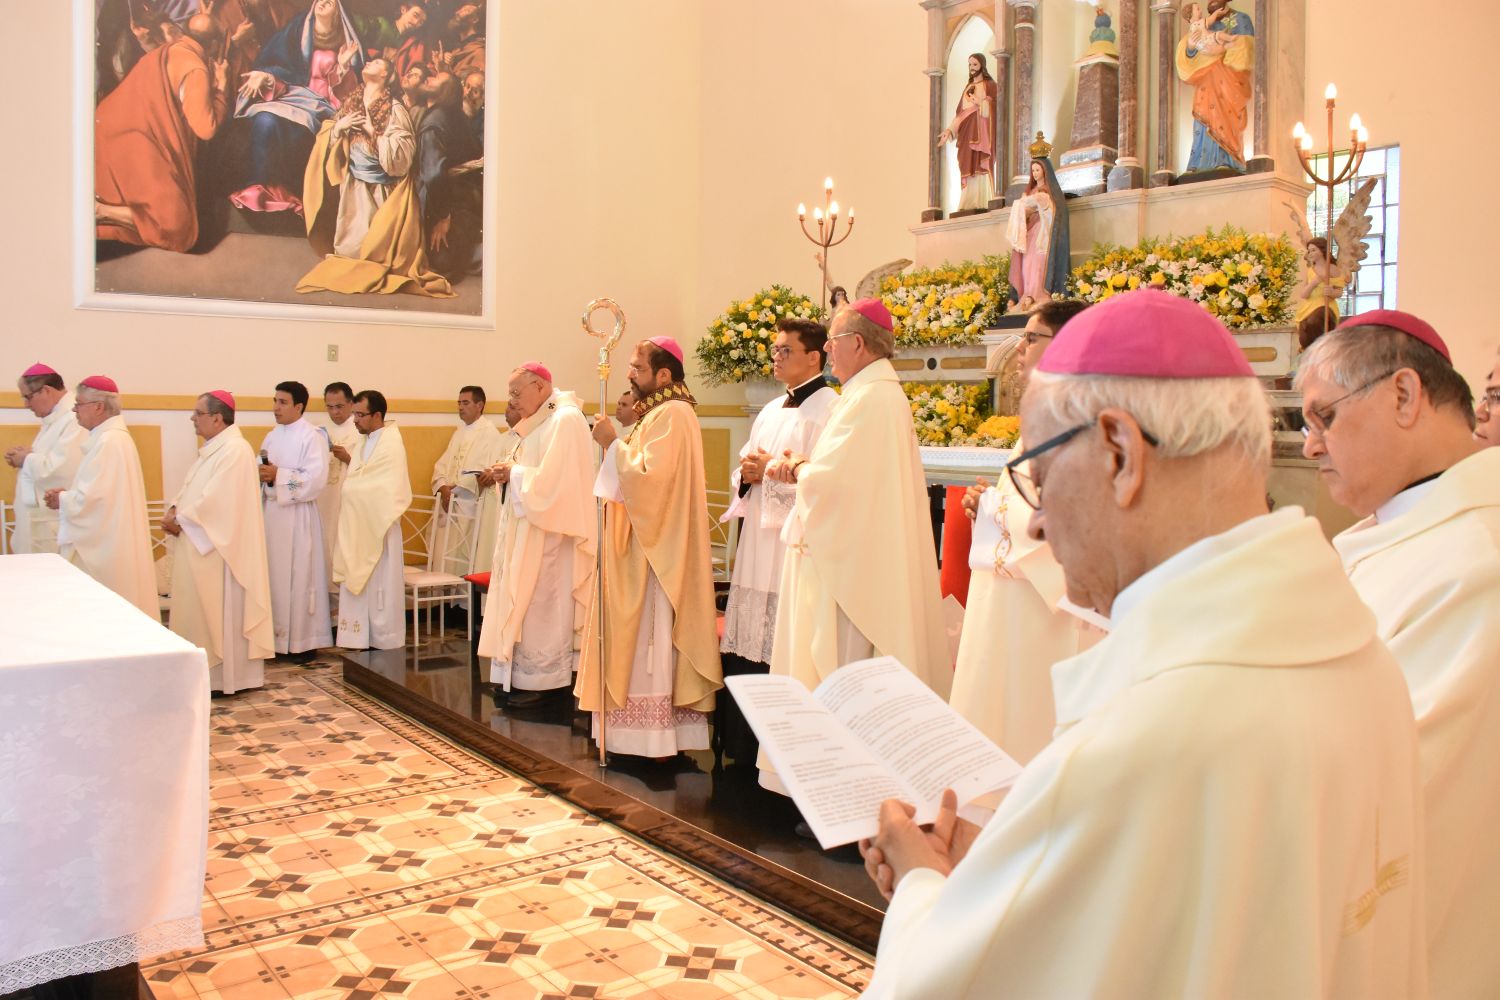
[630,376,654,402]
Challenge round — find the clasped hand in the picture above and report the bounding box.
[764,449,806,483]
[960,477,990,521]
[739,449,770,484]
[160,507,182,537]
[859,788,980,902]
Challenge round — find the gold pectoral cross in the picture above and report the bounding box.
[1342,811,1409,937]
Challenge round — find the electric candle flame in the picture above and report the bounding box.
[1349,112,1363,132]
[829,200,840,217]
[1325,82,1338,100]
[813,207,824,222]
[1300,133,1313,151]
[1292,121,1306,140]
[1357,126,1369,144]
[797,203,806,219]
[848,206,856,220]
[824,176,833,191]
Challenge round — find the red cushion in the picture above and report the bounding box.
[464,572,491,589]
[939,485,973,607]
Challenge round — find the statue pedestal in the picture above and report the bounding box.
[1056,55,1119,197]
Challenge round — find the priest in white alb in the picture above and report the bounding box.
[334,389,412,649]
[261,380,331,661]
[718,319,837,767]
[1299,310,1500,999]
[161,391,274,694]
[860,290,1425,999]
[427,385,504,578]
[580,337,722,759]
[316,381,361,581]
[762,298,950,793]
[5,362,85,554]
[47,375,158,620]
[477,363,596,709]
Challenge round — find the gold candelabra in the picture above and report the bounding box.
[796,177,854,312]
[1293,84,1369,338]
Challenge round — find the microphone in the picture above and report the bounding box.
[259,449,269,465]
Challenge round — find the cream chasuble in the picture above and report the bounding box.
[168,425,274,694]
[867,510,1426,1000]
[427,417,504,576]
[334,424,412,595]
[477,391,596,692]
[1334,446,1500,999]
[576,392,723,751]
[262,417,331,653]
[56,414,158,620]
[316,416,361,577]
[11,392,85,554]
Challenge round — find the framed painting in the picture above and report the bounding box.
[72,0,495,328]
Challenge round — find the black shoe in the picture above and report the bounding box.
[506,686,569,710]
[490,685,509,708]
[285,649,317,665]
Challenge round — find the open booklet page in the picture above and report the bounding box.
[727,657,1022,849]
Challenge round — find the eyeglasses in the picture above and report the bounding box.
[71,400,103,412]
[1478,388,1500,414]
[1300,369,1399,438]
[1023,331,1053,347]
[770,346,800,360]
[1004,419,1160,510]
[20,390,40,403]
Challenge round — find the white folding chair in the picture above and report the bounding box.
[705,488,738,585]
[0,500,12,555]
[401,494,477,648]
[145,499,173,616]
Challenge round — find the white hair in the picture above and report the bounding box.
[1024,372,1272,468]
[75,384,122,418]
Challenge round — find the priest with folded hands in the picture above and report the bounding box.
[334,390,413,650]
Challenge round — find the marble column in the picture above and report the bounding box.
[1008,0,1038,202]
[988,0,1012,209]
[921,0,946,221]
[1246,0,1273,173]
[1108,0,1145,191]
[1150,0,1177,187]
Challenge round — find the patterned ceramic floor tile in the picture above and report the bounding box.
[145,664,871,999]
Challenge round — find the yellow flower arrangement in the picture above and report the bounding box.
[880,256,1010,348]
[697,284,825,385]
[903,381,1020,447]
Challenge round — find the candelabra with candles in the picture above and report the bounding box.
[1293,83,1369,339]
[796,177,855,312]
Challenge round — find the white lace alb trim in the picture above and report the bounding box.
[721,586,778,663]
[0,915,203,993]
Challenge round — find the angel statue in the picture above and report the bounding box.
[1289,177,1379,349]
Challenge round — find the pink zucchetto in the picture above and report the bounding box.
[848,297,894,332]
[79,374,120,393]
[22,362,57,378]
[520,361,552,383]
[1038,289,1253,378]
[647,336,684,364]
[208,389,236,410]
[1335,309,1451,363]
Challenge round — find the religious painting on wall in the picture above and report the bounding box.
[80,0,493,327]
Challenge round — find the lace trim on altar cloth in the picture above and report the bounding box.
[0,915,203,994]
[721,586,778,664]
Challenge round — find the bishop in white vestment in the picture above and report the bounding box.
[1300,311,1500,998]
[163,392,274,694]
[864,291,1425,999]
[6,363,85,554]
[261,382,331,657]
[335,392,412,650]
[477,364,596,706]
[427,386,504,578]
[316,382,361,582]
[50,376,158,620]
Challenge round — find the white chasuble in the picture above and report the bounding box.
[721,382,837,664]
[867,510,1426,1000]
[315,417,361,579]
[427,417,504,576]
[11,392,85,554]
[478,391,596,692]
[168,425,274,693]
[261,418,331,653]
[335,425,412,649]
[1334,446,1500,999]
[56,415,158,620]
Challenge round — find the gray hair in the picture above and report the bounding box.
[833,308,895,360]
[75,384,121,418]
[1295,324,1475,429]
[1025,371,1272,468]
[199,393,235,425]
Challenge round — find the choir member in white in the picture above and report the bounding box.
[161,391,274,694]
[763,298,950,793]
[861,290,1424,999]
[5,363,84,554]
[47,375,159,620]
[260,380,331,661]
[477,363,596,708]
[718,319,836,766]
[316,381,361,583]
[427,385,505,579]
[334,390,412,649]
[1299,310,1500,999]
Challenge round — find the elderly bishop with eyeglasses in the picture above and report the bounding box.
[860,290,1424,999]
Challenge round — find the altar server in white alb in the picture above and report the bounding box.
[428,385,505,577]
[954,300,1099,774]
[1299,310,1500,999]
[717,319,836,767]
[316,381,361,580]
[46,375,158,620]
[335,390,412,649]
[161,391,274,694]
[260,380,331,661]
[5,362,84,554]
[477,363,596,708]
[861,290,1425,999]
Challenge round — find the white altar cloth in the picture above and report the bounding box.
[0,554,208,992]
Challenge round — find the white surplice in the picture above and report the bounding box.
[315,416,361,582]
[1334,446,1500,999]
[261,418,331,654]
[866,509,1426,999]
[55,415,158,620]
[427,416,504,577]
[10,392,85,554]
[168,425,274,695]
[478,391,596,692]
[335,425,412,650]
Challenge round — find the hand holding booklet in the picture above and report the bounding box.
[725,657,1023,850]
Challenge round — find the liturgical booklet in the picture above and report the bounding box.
[727,657,1023,849]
